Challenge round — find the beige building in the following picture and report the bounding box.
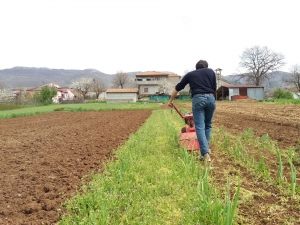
[135,71,181,95]
[106,88,138,103]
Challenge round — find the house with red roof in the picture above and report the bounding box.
[135,71,181,95]
[23,82,75,103]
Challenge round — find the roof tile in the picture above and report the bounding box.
[106,88,138,93]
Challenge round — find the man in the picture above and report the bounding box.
[168,60,216,162]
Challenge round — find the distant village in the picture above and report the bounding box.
[0,70,299,104]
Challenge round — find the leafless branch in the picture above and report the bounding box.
[282,64,300,93]
[112,71,130,89]
[238,46,285,86]
[71,77,93,99]
[91,78,107,99]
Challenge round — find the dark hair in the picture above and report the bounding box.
[195,60,208,69]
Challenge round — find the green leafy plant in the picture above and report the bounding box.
[273,88,294,99]
[35,86,57,105]
[275,148,284,183]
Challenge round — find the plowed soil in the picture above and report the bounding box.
[171,101,300,224]
[1,101,300,225]
[175,101,300,149]
[0,110,152,225]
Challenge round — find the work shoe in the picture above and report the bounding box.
[200,153,211,162]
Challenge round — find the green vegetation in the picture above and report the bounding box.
[260,98,300,104]
[0,102,161,120]
[35,86,58,105]
[86,100,107,103]
[273,88,293,99]
[1,101,298,223]
[0,103,24,111]
[59,110,240,224]
[214,126,299,198]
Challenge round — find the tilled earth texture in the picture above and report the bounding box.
[2,101,300,225]
[170,101,300,224]
[173,101,300,149]
[0,110,152,225]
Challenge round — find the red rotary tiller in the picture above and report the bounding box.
[171,103,200,151]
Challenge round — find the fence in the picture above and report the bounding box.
[149,95,170,102]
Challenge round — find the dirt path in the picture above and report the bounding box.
[0,110,152,225]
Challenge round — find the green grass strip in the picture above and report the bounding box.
[59,109,239,225]
[0,102,160,120]
[260,99,300,105]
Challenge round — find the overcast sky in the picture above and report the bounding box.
[0,0,299,76]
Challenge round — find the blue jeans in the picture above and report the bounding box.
[192,94,216,156]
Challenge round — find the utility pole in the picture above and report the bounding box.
[215,68,222,89]
[215,68,222,100]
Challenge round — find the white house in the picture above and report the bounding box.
[106,88,138,103]
[135,71,181,95]
[25,83,75,103]
[26,82,60,100]
[52,87,75,103]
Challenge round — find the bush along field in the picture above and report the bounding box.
[59,109,240,225]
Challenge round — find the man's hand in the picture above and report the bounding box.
[168,101,173,108]
[168,89,178,108]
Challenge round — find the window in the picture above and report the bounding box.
[136,78,142,81]
[144,88,148,93]
[146,78,151,81]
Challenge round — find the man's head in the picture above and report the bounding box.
[195,60,208,69]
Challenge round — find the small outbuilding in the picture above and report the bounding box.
[215,85,264,101]
[106,88,138,103]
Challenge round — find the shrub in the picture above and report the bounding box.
[35,86,57,105]
[273,88,293,99]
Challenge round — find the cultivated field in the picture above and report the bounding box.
[0,110,152,224]
[0,101,299,224]
[178,101,300,149]
[170,101,300,224]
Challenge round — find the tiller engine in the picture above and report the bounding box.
[171,103,200,151]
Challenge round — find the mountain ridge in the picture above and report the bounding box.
[0,67,141,88]
[0,67,291,90]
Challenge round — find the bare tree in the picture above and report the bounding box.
[14,87,28,103]
[91,78,107,99]
[283,64,300,93]
[238,46,285,86]
[0,83,10,101]
[158,79,173,95]
[112,71,130,89]
[71,77,93,99]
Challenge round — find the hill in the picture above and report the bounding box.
[0,67,140,88]
[222,71,290,89]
